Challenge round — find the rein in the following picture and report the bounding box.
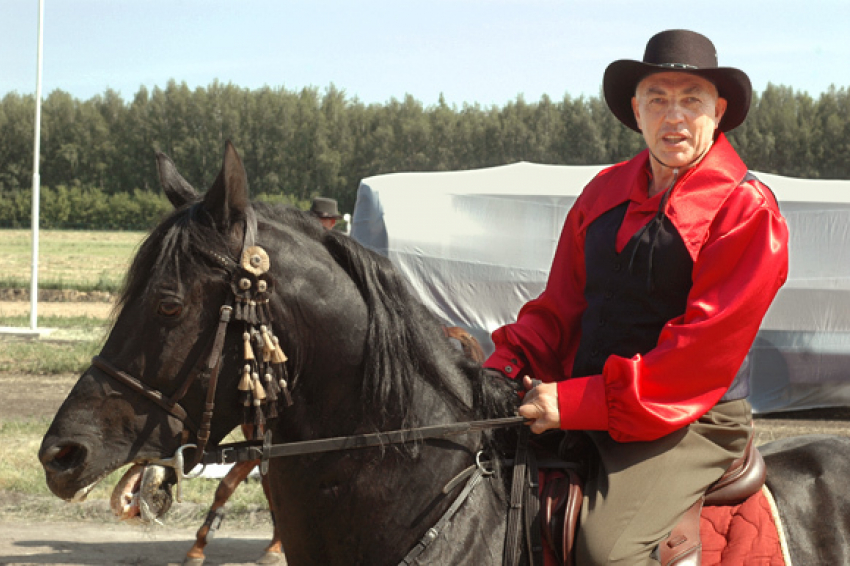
[199,415,527,466]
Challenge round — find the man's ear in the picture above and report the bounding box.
[631,96,642,132]
[714,97,728,129]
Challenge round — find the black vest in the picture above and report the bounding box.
[572,202,693,378]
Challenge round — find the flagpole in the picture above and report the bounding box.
[30,0,44,330]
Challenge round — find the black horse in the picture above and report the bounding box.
[40,143,850,565]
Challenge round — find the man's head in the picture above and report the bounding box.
[603,29,751,136]
[310,197,342,230]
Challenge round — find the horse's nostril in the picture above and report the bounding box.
[41,442,88,472]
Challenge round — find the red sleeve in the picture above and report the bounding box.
[557,181,789,441]
[485,195,589,383]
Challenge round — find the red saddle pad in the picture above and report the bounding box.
[700,488,787,566]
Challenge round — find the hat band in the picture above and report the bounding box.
[655,62,699,70]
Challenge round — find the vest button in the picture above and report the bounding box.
[613,262,622,272]
[591,348,600,357]
[504,365,513,374]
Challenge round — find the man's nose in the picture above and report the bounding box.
[664,102,685,122]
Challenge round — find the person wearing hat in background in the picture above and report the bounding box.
[485,30,789,565]
[310,196,343,230]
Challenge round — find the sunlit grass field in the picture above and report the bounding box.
[0,229,145,292]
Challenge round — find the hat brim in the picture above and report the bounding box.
[603,60,752,132]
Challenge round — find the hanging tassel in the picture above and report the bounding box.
[234,298,244,322]
[243,332,255,361]
[239,364,253,424]
[252,329,265,358]
[264,370,280,397]
[264,370,279,419]
[271,335,288,364]
[253,404,265,438]
[252,372,267,402]
[252,371,266,436]
[260,325,275,361]
[278,365,293,407]
[238,364,252,391]
[248,301,259,326]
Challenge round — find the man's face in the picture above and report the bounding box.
[631,72,727,169]
[319,217,337,230]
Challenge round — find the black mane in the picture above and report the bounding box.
[323,229,520,431]
[120,198,519,443]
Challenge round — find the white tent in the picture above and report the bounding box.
[350,162,850,414]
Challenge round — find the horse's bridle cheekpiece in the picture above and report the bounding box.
[91,207,294,480]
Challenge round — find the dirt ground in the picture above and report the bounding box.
[0,521,274,566]
[2,293,850,565]
[0,299,114,320]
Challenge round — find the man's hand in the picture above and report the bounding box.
[518,375,561,434]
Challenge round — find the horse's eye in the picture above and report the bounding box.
[157,301,183,318]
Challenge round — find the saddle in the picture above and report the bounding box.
[538,433,766,566]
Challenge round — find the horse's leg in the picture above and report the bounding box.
[257,471,285,564]
[183,460,260,566]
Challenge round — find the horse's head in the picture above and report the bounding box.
[39,142,519,538]
[37,142,371,521]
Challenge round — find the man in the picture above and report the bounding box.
[485,30,789,565]
[310,196,343,230]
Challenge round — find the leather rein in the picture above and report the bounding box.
[91,208,528,469]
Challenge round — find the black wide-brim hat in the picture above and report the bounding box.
[603,29,752,132]
[310,197,343,219]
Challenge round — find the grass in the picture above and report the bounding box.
[0,314,110,329]
[0,337,101,373]
[0,229,145,292]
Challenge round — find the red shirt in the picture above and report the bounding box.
[486,135,789,442]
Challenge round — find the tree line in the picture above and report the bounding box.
[1,80,847,230]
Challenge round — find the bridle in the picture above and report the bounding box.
[91,208,263,479]
[91,206,533,562]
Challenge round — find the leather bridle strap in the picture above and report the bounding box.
[190,301,233,469]
[399,462,490,565]
[91,355,198,433]
[201,416,527,465]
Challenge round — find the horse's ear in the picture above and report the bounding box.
[156,152,199,208]
[204,140,250,231]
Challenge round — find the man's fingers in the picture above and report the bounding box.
[518,403,540,420]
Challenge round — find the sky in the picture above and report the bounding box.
[1,0,849,108]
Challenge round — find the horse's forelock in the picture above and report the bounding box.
[119,205,231,309]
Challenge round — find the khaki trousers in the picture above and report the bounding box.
[575,399,752,566]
